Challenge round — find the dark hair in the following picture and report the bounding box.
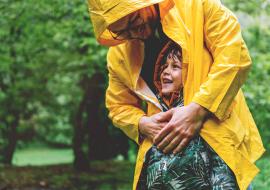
[159,42,182,75]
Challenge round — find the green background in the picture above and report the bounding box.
[0,0,269,189]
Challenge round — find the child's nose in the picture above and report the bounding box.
[163,66,172,74]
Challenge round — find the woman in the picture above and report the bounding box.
[88,0,265,189]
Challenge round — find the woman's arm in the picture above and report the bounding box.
[155,0,251,153]
[106,48,146,144]
[106,47,169,144]
[192,0,252,121]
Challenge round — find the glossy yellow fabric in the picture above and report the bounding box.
[88,0,164,46]
[88,0,265,189]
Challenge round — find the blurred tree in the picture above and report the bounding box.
[0,0,130,166]
[0,0,56,164]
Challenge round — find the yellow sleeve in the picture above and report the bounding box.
[192,0,252,120]
[105,48,145,144]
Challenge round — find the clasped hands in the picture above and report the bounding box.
[139,102,208,154]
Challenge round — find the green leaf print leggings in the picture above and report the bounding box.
[137,135,252,190]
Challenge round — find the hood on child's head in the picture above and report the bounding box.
[153,40,183,108]
[154,40,182,93]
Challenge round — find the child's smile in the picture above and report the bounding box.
[161,57,182,96]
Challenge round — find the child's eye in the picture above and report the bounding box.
[172,64,181,69]
[161,64,168,71]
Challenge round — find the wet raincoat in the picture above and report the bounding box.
[88,0,265,189]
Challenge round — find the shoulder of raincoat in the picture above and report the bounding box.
[88,0,265,189]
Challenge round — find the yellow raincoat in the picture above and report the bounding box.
[88,0,265,189]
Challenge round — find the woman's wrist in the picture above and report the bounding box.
[138,116,148,136]
[138,116,149,142]
[189,102,209,121]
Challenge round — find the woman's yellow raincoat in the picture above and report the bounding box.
[88,0,265,189]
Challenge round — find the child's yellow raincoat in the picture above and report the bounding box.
[88,0,265,189]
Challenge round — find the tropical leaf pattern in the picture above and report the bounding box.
[137,93,241,190]
[138,137,240,190]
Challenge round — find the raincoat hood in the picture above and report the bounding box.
[154,40,182,92]
[153,40,183,107]
[88,0,164,46]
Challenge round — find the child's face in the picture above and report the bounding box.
[160,56,182,96]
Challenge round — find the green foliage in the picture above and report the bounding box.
[253,155,270,189]
[222,0,270,15]
[0,0,109,154]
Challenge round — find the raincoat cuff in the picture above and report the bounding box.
[192,96,231,121]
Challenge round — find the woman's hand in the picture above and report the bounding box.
[154,102,209,154]
[139,111,171,142]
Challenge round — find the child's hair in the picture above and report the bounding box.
[159,42,182,76]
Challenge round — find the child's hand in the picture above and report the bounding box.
[154,102,209,154]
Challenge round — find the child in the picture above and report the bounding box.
[138,41,240,190]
